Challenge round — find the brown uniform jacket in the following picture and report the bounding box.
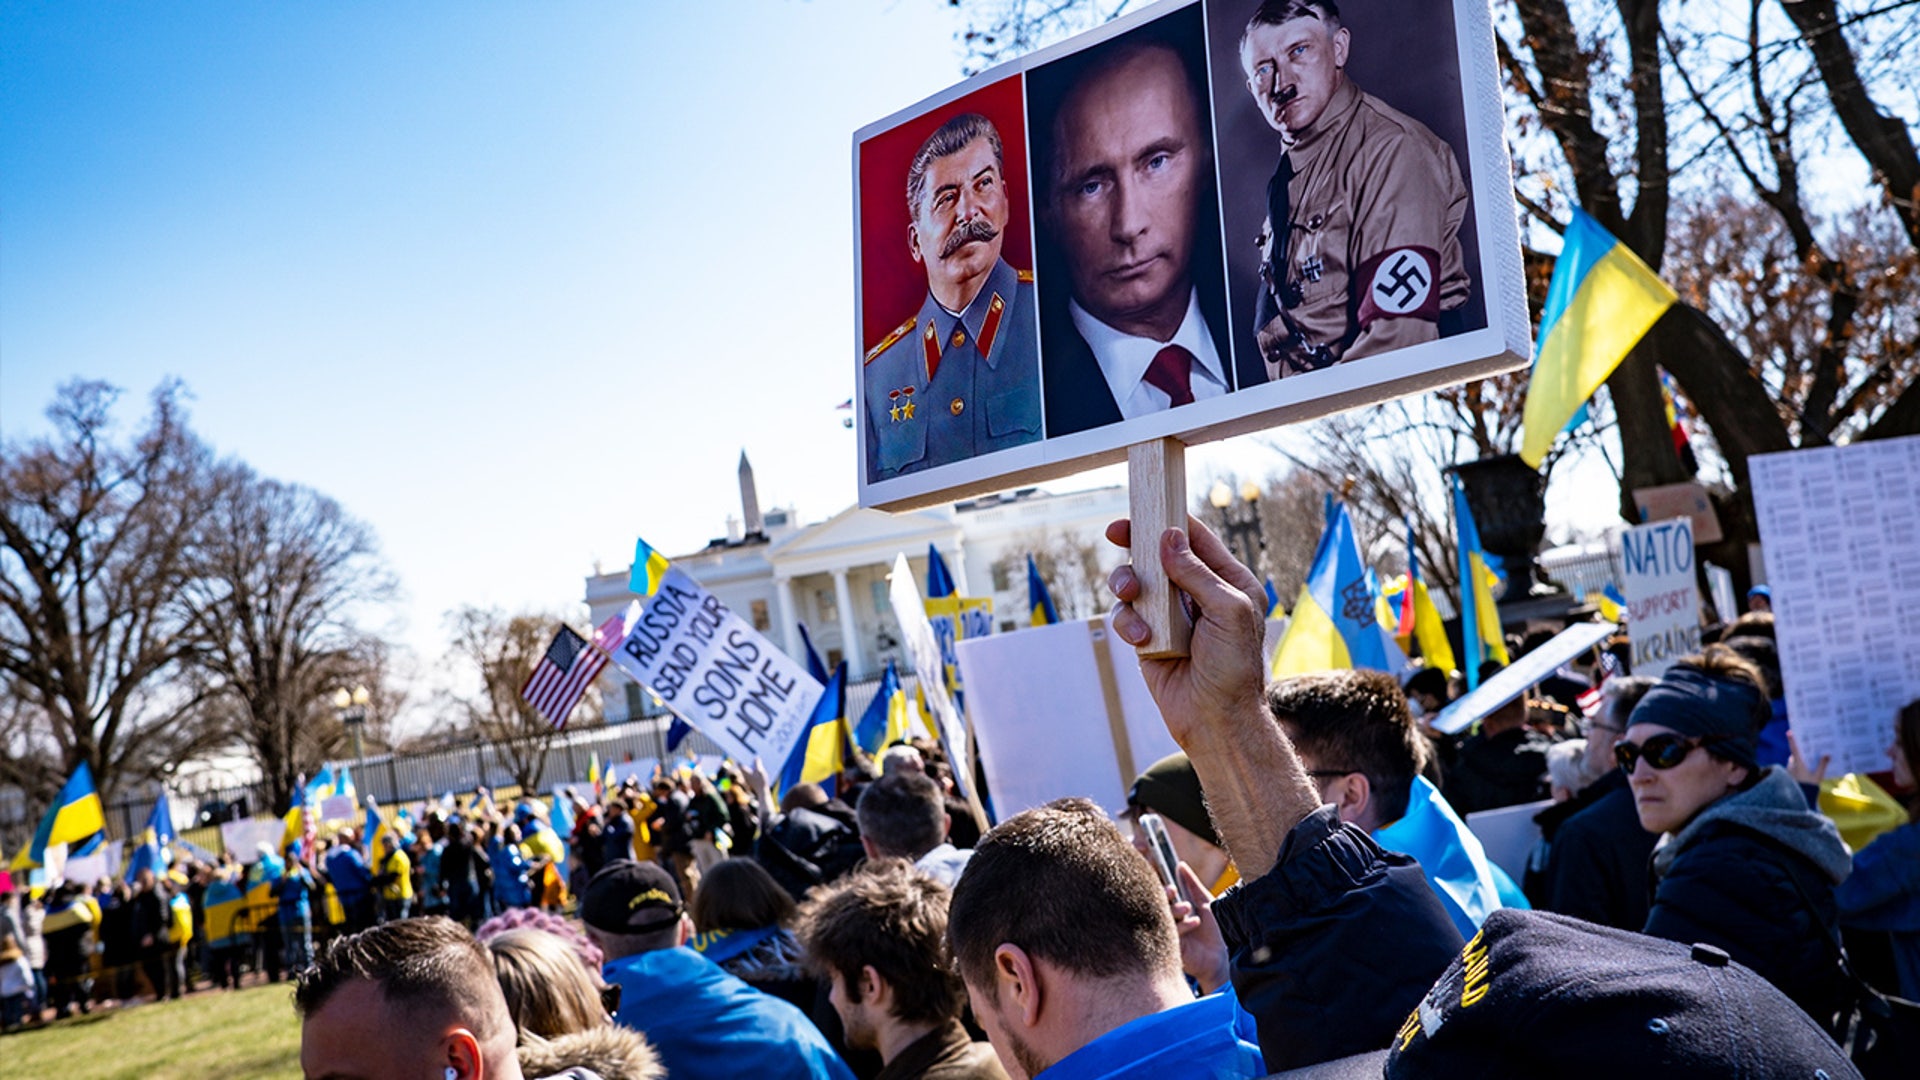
[876,1020,1009,1080]
[1256,78,1470,378]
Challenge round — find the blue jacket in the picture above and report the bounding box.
[325,846,372,899]
[603,946,852,1080]
[487,840,531,908]
[1035,989,1264,1080]
[1836,819,1920,1000]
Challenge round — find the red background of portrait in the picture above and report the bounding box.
[858,75,1033,351]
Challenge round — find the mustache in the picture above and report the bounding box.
[940,217,999,259]
[1267,84,1299,108]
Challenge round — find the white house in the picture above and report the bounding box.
[585,453,1127,722]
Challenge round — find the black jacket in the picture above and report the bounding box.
[1644,770,1852,1031]
[1214,806,1464,1070]
[1442,727,1554,815]
[755,803,864,901]
[1536,771,1655,930]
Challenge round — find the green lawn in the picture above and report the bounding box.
[0,983,301,1080]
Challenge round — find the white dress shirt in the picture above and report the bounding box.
[1068,288,1227,420]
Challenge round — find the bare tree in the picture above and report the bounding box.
[989,527,1115,621]
[0,381,225,807]
[177,464,400,813]
[443,607,602,792]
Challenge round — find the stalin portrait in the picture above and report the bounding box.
[1237,0,1473,379]
[864,111,1042,484]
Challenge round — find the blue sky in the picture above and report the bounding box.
[4,1,1620,713]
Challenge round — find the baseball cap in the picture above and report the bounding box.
[1272,909,1860,1079]
[1126,752,1221,849]
[580,859,683,936]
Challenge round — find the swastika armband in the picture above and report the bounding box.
[1356,246,1442,328]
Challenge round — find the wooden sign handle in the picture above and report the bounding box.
[1127,438,1191,659]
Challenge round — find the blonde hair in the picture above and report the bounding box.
[485,927,609,1042]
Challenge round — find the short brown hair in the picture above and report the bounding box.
[1671,644,1768,698]
[293,916,506,1041]
[856,772,946,859]
[484,928,608,1041]
[690,858,796,934]
[796,860,961,1026]
[946,799,1177,997]
[1268,670,1429,822]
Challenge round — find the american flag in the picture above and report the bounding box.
[1579,652,1624,717]
[520,617,622,729]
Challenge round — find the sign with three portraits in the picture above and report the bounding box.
[854,0,1528,509]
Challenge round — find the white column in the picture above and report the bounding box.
[775,575,802,661]
[832,567,867,678]
[948,539,972,596]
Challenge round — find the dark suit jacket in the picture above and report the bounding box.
[1038,284,1236,439]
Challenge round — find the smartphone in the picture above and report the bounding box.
[1138,812,1193,909]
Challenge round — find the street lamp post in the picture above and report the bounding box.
[1209,479,1265,577]
[333,685,371,770]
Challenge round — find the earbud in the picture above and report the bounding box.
[446,1069,458,1080]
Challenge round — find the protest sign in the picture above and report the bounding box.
[609,568,822,771]
[1464,799,1551,885]
[1751,435,1920,776]
[889,554,977,808]
[854,0,1527,511]
[1433,621,1616,736]
[219,815,289,861]
[1619,517,1701,679]
[1705,562,1737,625]
[318,794,357,823]
[958,617,1180,819]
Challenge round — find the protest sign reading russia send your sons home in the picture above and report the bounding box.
[853,0,1529,512]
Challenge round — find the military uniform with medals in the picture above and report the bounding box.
[1255,79,1471,380]
[864,257,1041,482]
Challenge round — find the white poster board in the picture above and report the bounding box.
[890,554,972,799]
[1704,562,1737,626]
[853,0,1528,510]
[1751,436,1920,775]
[609,568,822,770]
[1619,517,1701,679]
[1433,621,1616,736]
[220,815,290,861]
[958,618,1180,819]
[1464,798,1551,885]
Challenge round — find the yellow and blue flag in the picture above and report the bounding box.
[1271,502,1407,677]
[1026,555,1060,627]
[630,535,671,598]
[1380,575,1458,674]
[797,622,831,685]
[1520,209,1677,467]
[1454,475,1512,690]
[27,762,107,867]
[854,661,908,755]
[1263,578,1285,619]
[779,663,850,799]
[1588,583,1626,623]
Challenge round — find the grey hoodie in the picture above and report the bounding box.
[1652,766,1851,884]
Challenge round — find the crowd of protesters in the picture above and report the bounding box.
[8,516,1920,1078]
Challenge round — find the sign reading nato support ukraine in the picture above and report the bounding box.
[1620,518,1702,679]
[610,568,823,769]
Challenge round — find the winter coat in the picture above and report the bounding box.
[1645,767,1853,1029]
[1535,770,1655,931]
[1835,818,1920,1001]
[519,1024,663,1080]
[1442,727,1555,815]
[1215,806,1463,1070]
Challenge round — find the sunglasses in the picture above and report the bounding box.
[1614,733,1723,771]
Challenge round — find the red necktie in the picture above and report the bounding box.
[1143,345,1196,407]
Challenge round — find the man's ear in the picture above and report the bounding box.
[860,963,889,1009]
[1338,772,1372,828]
[1331,26,1351,70]
[861,835,881,861]
[994,943,1043,1027]
[442,1028,483,1080]
[908,223,925,266]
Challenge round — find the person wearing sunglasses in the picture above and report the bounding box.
[1622,644,1852,1034]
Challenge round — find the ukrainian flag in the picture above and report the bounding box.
[1026,555,1060,627]
[925,544,957,598]
[1380,575,1457,674]
[797,622,831,685]
[779,663,849,799]
[1271,503,1407,677]
[1263,579,1285,619]
[854,661,907,755]
[1520,210,1677,467]
[630,535,671,598]
[1454,475,1512,689]
[27,762,106,867]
